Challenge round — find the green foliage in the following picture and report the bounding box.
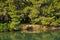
[0,0,60,31]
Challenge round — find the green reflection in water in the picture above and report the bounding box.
[0,30,60,40]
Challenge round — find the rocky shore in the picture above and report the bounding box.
[21,24,60,33]
[0,24,60,33]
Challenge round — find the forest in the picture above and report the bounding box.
[0,0,60,32]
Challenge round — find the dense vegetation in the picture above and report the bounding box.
[0,0,60,31]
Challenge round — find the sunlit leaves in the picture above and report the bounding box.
[28,8,39,19]
[0,0,60,31]
[40,17,54,25]
[51,19,60,26]
[23,6,31,14]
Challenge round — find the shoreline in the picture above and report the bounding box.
[0,26,60,33]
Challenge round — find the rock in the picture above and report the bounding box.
[21,24,40,33]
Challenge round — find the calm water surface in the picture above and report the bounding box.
[0,30,60,40]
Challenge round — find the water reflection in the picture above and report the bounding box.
[0,30,60,40]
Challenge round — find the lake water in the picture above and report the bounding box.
[0,30,60,40]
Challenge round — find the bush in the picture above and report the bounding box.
[0,0,60,31]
